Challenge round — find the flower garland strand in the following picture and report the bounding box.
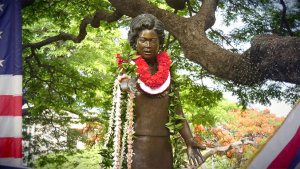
[104,74,136,169]
[134,51,171,88]
[112,83,122,169]
[120,119,128,167]
[103,79,119,147]
[117,52,171,89]
[126,92,135,168]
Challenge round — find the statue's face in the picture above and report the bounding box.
[136,29,159,61]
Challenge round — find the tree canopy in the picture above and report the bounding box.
[20,0,299,167]
[21,0,300,106]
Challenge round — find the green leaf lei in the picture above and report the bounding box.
[167,51,187,168]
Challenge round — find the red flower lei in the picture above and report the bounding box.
[133,52,171,88]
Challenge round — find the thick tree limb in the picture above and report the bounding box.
[108,0,300,85]
[165,0,186,10]
[194,0,219,31]
[22,10,123,50]
[180,32,300,85]
[248,35,300,84]
[109,0,185,38]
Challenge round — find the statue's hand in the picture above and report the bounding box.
[126,74,140,94]
[187,138,206,167]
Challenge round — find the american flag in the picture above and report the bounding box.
[0,0,23,167]
[247,101,300,169]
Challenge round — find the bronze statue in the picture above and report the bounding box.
[119,14,205,168]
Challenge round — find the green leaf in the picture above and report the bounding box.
[121,63,128,69]
[127,64,137,73]
[123,41,131,51]
[119,55,129,61]
[165,122,175,130]
[166,49,172,58]
[131,55,140,60]
[174,114,185,120]
[175,123,183,130]
[168,93,174,97]
[130,50,137,56]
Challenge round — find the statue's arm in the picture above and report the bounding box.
[176,92,206,166]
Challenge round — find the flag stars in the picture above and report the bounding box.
[0,60,4,67]
[0,4,4,12]
[0,31,2,38]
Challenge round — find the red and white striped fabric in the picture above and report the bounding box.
[0,0,23,167]
[247,100,300,169]
[0,76,23,166]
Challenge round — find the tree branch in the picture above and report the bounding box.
[210,28,236,49]
[163,33,177,51]
[203,138,254,160]
[27,48,55,69]
[22,10,123,50]
[186,0,197,17]
[279,0,294,36]
[194,0,219,30]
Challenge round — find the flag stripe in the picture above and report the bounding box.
[0,138,22,158]
[0,117,22,137]
[268,126,300,168]
[0,96,22,116]
[0,158,23,168]
[288,145,300,169]
[0,75,22,96]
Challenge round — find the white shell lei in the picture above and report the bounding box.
[138,71,171,95]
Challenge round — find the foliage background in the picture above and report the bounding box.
[20,0,299,168]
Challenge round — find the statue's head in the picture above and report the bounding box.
[128,14,165,50]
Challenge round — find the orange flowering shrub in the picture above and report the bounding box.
[76,122,105,147]
[193,108,285,167]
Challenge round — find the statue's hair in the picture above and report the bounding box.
[128,14,165,50]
